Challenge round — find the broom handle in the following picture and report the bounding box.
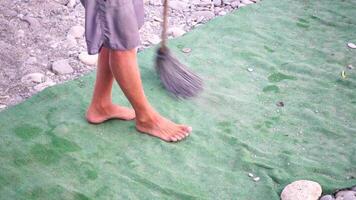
[161,0,168,48]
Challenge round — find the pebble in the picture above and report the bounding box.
[21,73,45,84]
[213,0,222,6]
[276,101,284,107]
[352,186,356,191]
[66,0,76,8]
[169,1,189,10]
[320,195,335,200]
[231,1,241,8]
[248,173,254,177]
[0,105,6,109]
[335,190,356,200]
[78,52,98,66]
[22,16,41,30]
[347,64,354,70]
[147,35,161,44]
[347,43,356,49]
[16,30,25,38]
[253,177,260,182]
[34,79,56,91]
[281,180,322,200]
[241,0,254,5]
[52,59,74,74]
[168,27,186,37]
[182,48,192,53]
[191,11,215,21]
[67,25,85,39]
[219,11,227,16]
[247,68,254,72]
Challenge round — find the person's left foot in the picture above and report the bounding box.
[86,103,135,124]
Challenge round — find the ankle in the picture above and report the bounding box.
[136,109,159,125]
[89,101,113,111]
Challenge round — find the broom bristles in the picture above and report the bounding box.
[156,47,203,99]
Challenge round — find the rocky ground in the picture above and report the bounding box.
[0,0,260,111]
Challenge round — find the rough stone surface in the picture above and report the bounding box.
[67,25,85,38]
[281,180,322,200]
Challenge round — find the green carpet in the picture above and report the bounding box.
[1,0,355,199]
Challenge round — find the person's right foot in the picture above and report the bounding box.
[136,112,192,142]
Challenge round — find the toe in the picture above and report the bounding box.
[179,125,192,133]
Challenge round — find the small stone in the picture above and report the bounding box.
[0,105,6,109]
[16,30,25,38]
[347,64,354,70]
[66,0,76,8]
[347,43,356,49]
[149,0,162,6]
[253,177,260,182]
[320,195,335,200]
[191,11,215,21]
[281,180,322,200]
[21,73,45,84]
[248,173,254,177]
[52,59,74,74]
[276,101,284,107]
[352,186,356,191]
[169,1,189,10]
[241,0,254,4]
[78,52,98,66]
[247,68,253,72]
[153,16,163,22]
[34,79,56,91]
[335,190,356,200]
[218,11,227,16]
[68,25,85,38]
[213,0,222,6]
[231,1,240,8]
[181,48,192,53]
[22,16,41,30]
[147,35,161,44]
[25,56,37,65]
[168,27,186,37]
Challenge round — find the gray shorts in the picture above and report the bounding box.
[80,0,144,55]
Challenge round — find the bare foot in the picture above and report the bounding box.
[136,112,192,142]
[86,103,135,124]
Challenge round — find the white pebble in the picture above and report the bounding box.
[247,68,254,72]
[248,173,254,177]
[347,42,356,49]
[253,177,260,182]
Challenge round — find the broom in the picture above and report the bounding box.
[155,0,203,99]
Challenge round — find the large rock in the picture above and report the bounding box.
[281,180,322,200]
[78,52,98,66]
[52,59,74,74]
